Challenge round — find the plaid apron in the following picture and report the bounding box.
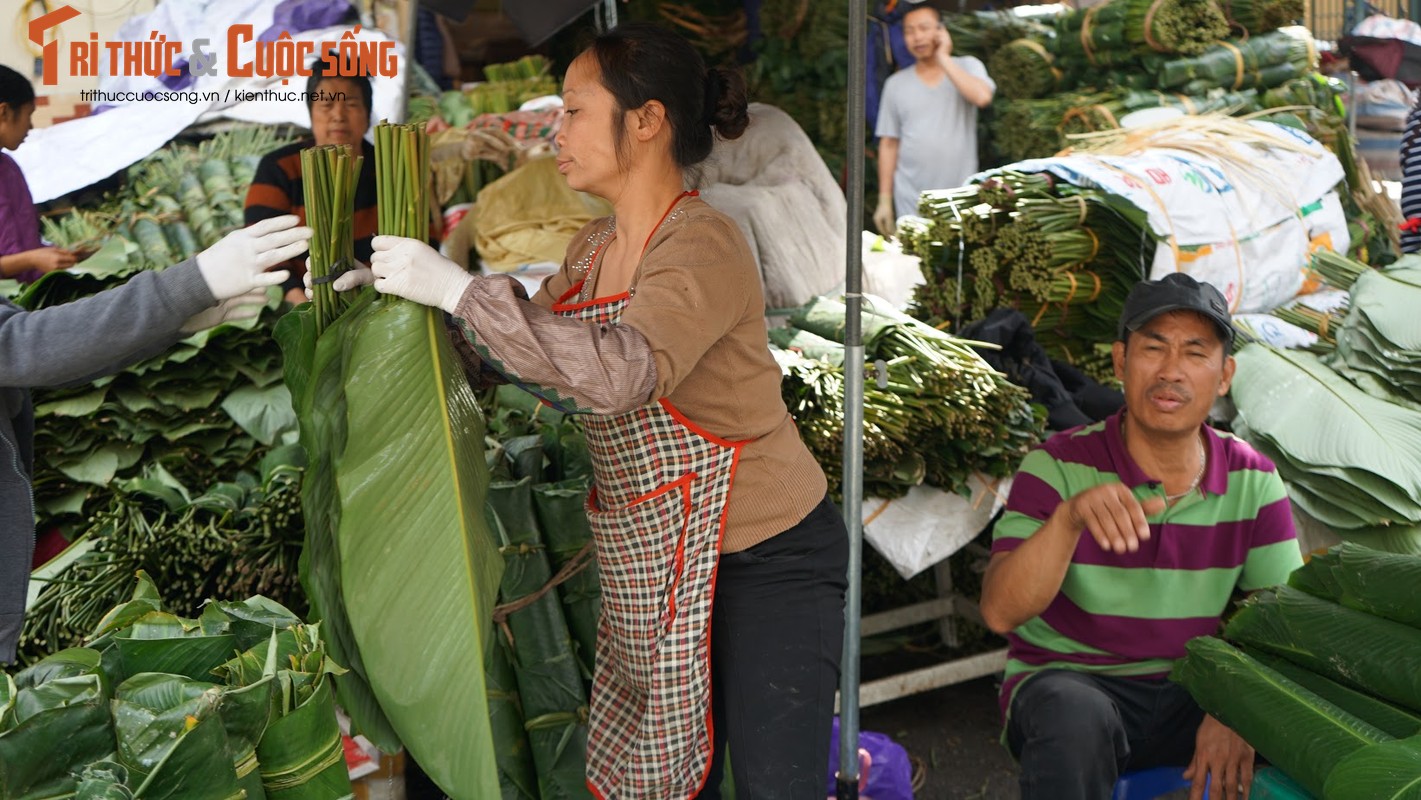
[552,255,742,799]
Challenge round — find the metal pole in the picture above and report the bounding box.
[837,1,867,799]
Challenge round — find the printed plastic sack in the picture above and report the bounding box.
[825,716,914,800]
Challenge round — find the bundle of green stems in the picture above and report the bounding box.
[301,144,362,334]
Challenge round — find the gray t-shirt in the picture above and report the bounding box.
[875,58,995,219]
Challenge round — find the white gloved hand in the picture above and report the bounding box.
[369,236,473,314]
[873,194,896,237]
[196,215,312,301]
[180,289,269,334]
[302,258,375,300]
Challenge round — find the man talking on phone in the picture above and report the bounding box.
[873,2,995,236]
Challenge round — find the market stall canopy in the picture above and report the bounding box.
[419,0,598,45]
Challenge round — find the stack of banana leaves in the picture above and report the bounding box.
[480,385,597,800]
[769,296,1043,499]
[1332,258,1421,407]
[41,126,291,268]
[3,243,307,669]
[1173,544,1421,799]
[1231,343,1421,555]
[899,171,1156,382]
[0,573,351,800]
[1054,0,1231,71]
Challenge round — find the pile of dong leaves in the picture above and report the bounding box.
[7,127,308,667]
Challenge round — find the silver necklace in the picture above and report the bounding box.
[1164,435,1207,503]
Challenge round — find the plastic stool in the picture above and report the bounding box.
[1112,766,1210,800]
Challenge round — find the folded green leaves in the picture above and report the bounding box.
[1225,585,1421,713]
[1173,636,1392,796]
[4,573,351,798]
[1232,344,1421,553]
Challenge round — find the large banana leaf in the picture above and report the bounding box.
[1323,736,1421,800]
[330,296,503,797]
[1233,346,1421,500]
[1225,587,1421,713]
[276,294,400,752]
[1172,636,1391,796]
[1232,346,1421,550]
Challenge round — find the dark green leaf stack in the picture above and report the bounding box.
[1147,27,1313,94]
[1173,545,1421,798]
[480,385,597,799]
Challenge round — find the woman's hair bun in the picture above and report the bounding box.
[705,66,749,140]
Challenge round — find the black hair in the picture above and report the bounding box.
[0,65,36,110]
[305,54,373,117]
[582,22,749,170]
[902,4,946,25]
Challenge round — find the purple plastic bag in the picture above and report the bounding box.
[825,716,915,800]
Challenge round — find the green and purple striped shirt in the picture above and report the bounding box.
[992,410,1303,721]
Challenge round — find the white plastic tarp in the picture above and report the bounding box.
[863,476,1012,580]
[16,12,405,203]
[976,121,1348,314]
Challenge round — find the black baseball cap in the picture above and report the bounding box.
[1117,273,1234,348]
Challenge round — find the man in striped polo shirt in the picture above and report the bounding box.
[981,273,1302,800]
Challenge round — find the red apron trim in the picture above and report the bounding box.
[685,445,743,799]
[588,471,699,513]
[658,398,751,449]
[551,279,630,312]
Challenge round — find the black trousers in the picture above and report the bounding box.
[695,494,849,800]
[1007,669,1206,800]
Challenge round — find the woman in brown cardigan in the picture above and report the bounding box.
[360,23,846,800]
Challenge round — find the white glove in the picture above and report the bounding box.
[369,236,473,314]
[179,289,269,334]
[302,258,375,300]
[196,215,312,301]
[873,194,895,237]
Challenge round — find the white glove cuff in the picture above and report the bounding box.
[440,272,476,316]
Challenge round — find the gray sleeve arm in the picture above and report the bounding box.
[448,274,656,415]
[0,259,216,389]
